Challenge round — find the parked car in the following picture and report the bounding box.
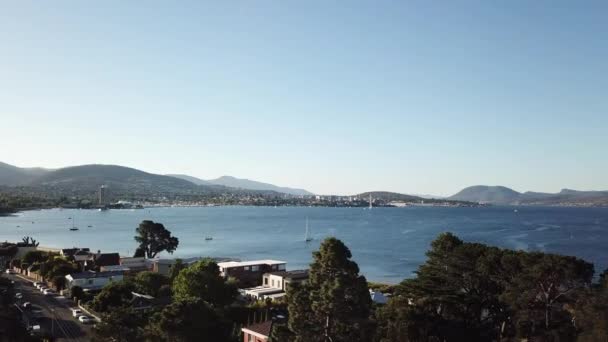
[43,289,55,296]
[78,315,94,324]
[5,269,13,274]
[71,308,83,317]
[39,286,48,293]
[33,282,41,288]
[15,293,23,299]
[22,302,32,309]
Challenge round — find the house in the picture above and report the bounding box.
[217,260,287,287]
[241,270,309,301]
[120,257,154,273]
[262,270,309,291]
[93,252,120,268]
[240,286,285,301]
[60,248,90,259]
[130,292,171,312]
[370,289,388,304]
[65,271,124,292]
[151,257,202,276]
[242,320,273,342]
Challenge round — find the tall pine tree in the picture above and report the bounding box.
[287,237,372,342]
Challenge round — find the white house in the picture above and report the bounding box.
[65,271,124,292]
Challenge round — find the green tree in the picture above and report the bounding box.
[144,298,232,342]
[134,220,179,258]
[21,250,49,265]
[172,259,237,306]
[287,237,372,342]
[168,258,186,281]
[91,281,136,312]
[93,307,147,342]
[133,271,171,297]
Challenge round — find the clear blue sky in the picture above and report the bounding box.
[1,1,607,196]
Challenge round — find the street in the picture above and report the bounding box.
[7,273,93,342]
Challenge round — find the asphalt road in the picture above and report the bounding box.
[7,272,93,342]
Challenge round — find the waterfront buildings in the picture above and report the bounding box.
[218,260,286,286]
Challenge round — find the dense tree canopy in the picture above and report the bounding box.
[144,299,232,342]
[172,259,237,307]
[376,232,596,342]
[90,281,136,312]
[134,220,179,259]
[133,271,171,298]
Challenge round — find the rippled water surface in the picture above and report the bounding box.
[1,206,607,283]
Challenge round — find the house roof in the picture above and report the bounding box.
[218,260,286,268]
[66,271,124,280]
[94,253,120,266]
[242,320,273,338]
[267,269,309,280]
[62,248,90,257]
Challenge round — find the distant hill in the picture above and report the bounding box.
[29,164,207,197]
[206,175,314,196]
[449,185,521,204]
[450,186,608,206]
[0,162,51,186]
[166,174,212,186]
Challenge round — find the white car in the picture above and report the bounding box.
[5,269,12,274]
[71,308,83,317]
[15,293,23,299]
[39,286,48,293]
[78,315,94,324]
[33,282,42,288]
[43,289,55,296]
[22,302,32,309]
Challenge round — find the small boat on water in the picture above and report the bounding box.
[87,225,93,228]
[205,236,213,241]
[305,217,313,242]
[69,217,78,231]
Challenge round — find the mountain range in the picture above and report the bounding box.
[449,185,608,206]
[167,174,313,196]
[1,162,606,206]
[0,162,312,197]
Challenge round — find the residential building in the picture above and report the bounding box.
[119,257,154,273]
[242,321,272,342]
[262,270,308,291]
[92,252,120,268]
[65,271,124,292]
[151,257,201,276]
[217,260,286,287]
[370,289,388,304]
[130,292,171,313]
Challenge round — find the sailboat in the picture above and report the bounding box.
[69,216,79,231]
[305,217,313,242]
[369,194,373,210]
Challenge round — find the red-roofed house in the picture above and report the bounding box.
[242,321,272,342]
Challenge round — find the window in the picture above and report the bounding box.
[247,334,253,342]
[244,266,251,271]
[272,280,275,287]
[278,264,286,271]
[87,279,93,285]
[264,278,268,285]
[251,265,259,272]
